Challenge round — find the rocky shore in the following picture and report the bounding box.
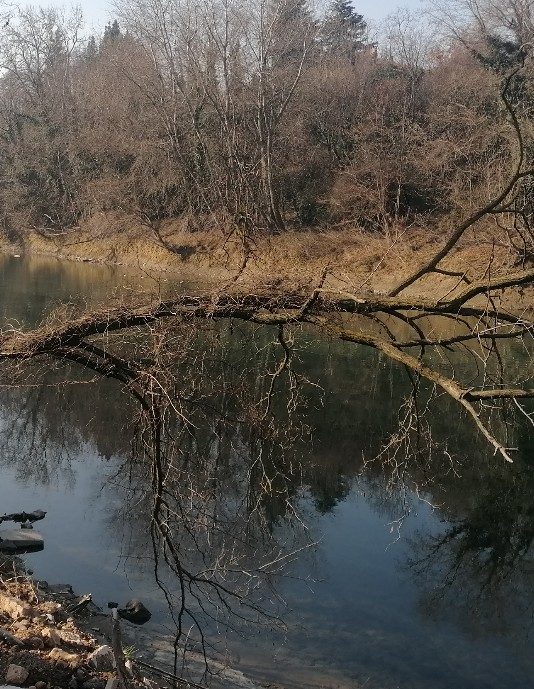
[0,561,268,689]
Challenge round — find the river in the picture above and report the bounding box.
[1,254,534,689]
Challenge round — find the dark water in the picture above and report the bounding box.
[1,254,534,689]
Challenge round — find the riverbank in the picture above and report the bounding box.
[0,557,270,689]
[2,213,533,313]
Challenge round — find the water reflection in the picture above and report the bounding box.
[0,254,197,328]
[2,263,534,686]
[408,420,534,639]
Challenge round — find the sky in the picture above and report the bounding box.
[46,0,425,33]
[356,0,423,26]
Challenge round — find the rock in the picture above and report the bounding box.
[35,681,47,689]
[0,628,26,647]
[0,592,34,620]
[142,679,158,689]
[0,529,44,552]
[5,664,29,685]
[117,599,151,625]
[40,601,61,615]
[87,645,115,672]
[105,680,119,689]
[68,677,78,689]
[81,680,105,689]
[27,636,45,649]
[48,648,80,669]
[47,584,74,596]
[75,670,86,682]
[41,627,62,648]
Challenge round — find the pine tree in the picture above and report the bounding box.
[271,0,315,66]
[321,0,366,64]
[102,19,121,47]
[84,35,98,62]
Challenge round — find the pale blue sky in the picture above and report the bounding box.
[357,0,423,25]
[47,0,424,33]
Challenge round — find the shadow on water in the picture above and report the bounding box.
[2,258,534,687]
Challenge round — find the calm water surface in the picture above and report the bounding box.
[1,254,533,689]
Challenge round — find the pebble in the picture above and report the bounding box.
[5,664,29,685]
[87,645,114,672]
[48,648,80,669]
[41,627,62,648]
[82,680,106,689]
[27,636,45,649]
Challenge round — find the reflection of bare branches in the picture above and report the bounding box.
[74,320,318,676]
[405,433,534,636]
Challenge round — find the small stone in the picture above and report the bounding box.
[28,636,45,649]
[82,680,106,689]
[5,663,30,685]
[41,627,62,648]
[35,681,47,689]
[87,645,115,671]
[142,679,158,689]
[48,648,80,669]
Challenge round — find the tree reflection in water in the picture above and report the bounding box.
[2,315,534,685]
[405,412,534,640]
[0,320,326,676]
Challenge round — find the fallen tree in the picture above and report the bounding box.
[0,273,533,463]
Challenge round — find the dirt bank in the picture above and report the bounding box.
[2,214,533,312]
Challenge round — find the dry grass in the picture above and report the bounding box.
[1,212,532,310]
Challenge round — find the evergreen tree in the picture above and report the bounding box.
[471,34,525,74]
[84,35,98,62]
[471,34,528,107]
[321,0,366,64]
[271,0,315,66]
[102,19,121,47]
